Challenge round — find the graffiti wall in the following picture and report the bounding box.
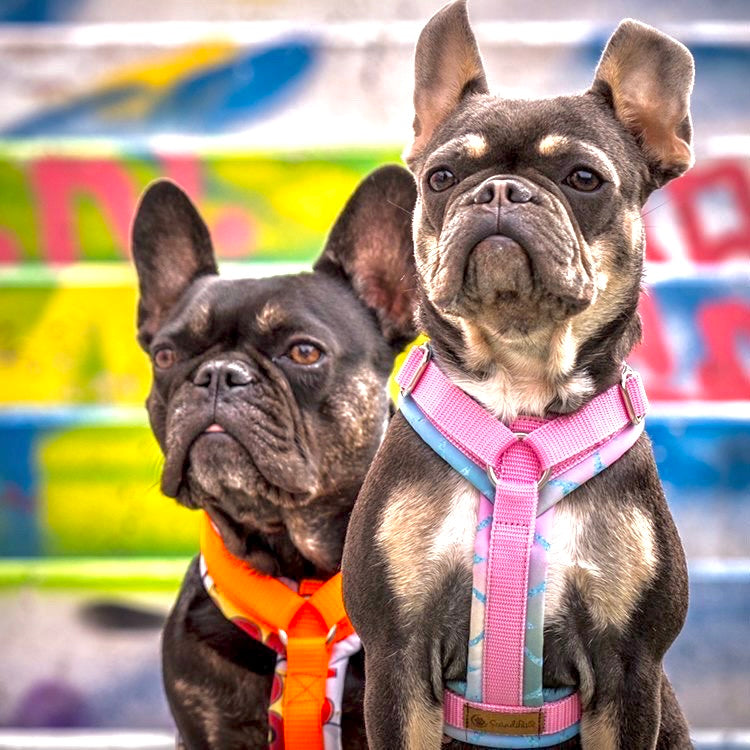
[0,1,748,736]
[0,10,748,559]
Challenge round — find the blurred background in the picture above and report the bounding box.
[0,0,748,748]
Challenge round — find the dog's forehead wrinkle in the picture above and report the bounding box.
[536,135,622,187]
[428,132,490,163]
[255,299,288,334]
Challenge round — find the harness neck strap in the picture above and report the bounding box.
[395,343,648,711]
[397,343,647,480]
[199,512,354,750]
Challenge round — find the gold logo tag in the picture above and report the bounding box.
[464,706,543,735]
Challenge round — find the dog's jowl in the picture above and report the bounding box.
[130,165,417,749]
[342,3,694,749]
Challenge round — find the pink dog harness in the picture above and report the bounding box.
[395,343,648,747]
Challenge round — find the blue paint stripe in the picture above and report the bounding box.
[472,587,487,605]
[468,631,485,647]
[528,581,546,598]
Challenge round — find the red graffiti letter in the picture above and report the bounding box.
[30,158,138,263]
[697,299,750,399]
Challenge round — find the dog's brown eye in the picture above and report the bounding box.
[565,169,602,192]
[288,343,322,365]
[428,168,457,192]
[153,347,176,369]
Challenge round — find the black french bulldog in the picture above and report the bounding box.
[130,165,417,749]
[343,3,693,749]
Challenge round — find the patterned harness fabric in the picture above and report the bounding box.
[199,515,361,750]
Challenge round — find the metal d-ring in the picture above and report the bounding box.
[487,432,550,489]
[399,343,431,397]
[278,625,337,647]
[619,365,644,426]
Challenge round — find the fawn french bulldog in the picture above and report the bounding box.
[343,3,694,748]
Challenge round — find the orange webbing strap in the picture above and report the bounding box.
[199,512,353,749]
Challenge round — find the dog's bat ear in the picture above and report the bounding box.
[404,0,488,164]
[592,19,695,186]
[130,179,218,349]
[314,165,418,351]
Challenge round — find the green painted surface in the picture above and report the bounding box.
[0,557,188,591]
[38,425,200,556]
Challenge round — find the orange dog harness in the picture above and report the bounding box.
[199,512,360,750]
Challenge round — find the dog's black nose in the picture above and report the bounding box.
[473,177,533,206]
[192,359,255,389]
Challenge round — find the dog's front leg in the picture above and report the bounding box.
[362,639,444,750]
[581,654,689,750]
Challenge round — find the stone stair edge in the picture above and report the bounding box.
[1,19,749,46]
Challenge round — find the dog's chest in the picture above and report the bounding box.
[377,474,479,623]
[545,492,659,631]
[378,473,659,639]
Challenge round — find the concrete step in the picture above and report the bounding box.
[0,561,747,731]
[0,21,747,145]
[3,730,743,749]
[0,731,743,749]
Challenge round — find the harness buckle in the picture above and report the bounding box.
[619,365,643,426]
[486,433,550,490]
[400,342,432,397]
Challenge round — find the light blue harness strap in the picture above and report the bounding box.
[399,394,495,500]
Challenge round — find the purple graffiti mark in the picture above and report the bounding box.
[11,680,89,728]
[29,158,138,263]
[1,481,34,512]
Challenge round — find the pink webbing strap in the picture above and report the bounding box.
[397,346,648,475]
[396,345,517,469]
[444,688,581,736]
[526,367,648,470]
[484,439,541,705]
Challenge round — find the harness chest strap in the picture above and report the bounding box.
[199,513,355,750]
[395,344,648,743]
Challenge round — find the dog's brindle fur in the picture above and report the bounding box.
[131,165,417,749]
[343,4,693,749]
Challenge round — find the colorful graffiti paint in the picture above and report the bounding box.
[0,410,198,557]
[0,149,397,264]
[3,40,318,138]
[1,405,747,558]
[0,276,748,409]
